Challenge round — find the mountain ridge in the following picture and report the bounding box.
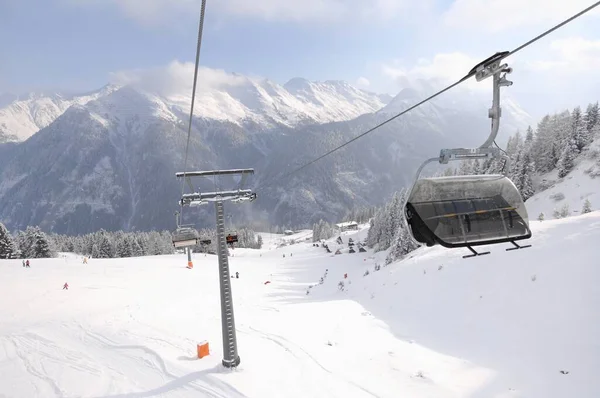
[0,72,533,234]
[0,75,391,143]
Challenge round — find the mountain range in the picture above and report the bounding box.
[0,72,532,234]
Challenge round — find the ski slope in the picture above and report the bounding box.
[1,213,599,398]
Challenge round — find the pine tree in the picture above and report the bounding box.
[525,126,534,143]
[130,236,143,256]
[571,106,587,152]
[0,222,18,259]
[557,140,576,178]
[517,151,535,201]
[582,199,592,214]
[585,102,599,135]
[29,227,52,258]
[257,234,263,249]
[116,236,132,257]
[385,225,419,265]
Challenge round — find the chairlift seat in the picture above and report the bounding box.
[405,174,531,248]
[172,227,200,248]
[226,234,238,244]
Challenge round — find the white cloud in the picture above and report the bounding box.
[525,37,600,73]
[443,0,600,33]
[109,60,250,97]
[356,77,370,87]
[381,52,493,91]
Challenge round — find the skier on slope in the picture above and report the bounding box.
[25,260,30,268]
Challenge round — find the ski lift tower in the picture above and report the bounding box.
[176,168,257,368]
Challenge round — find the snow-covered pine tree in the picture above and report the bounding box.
[517,151,535,201]
[385,223,419,265]
[506,131,523,156]
[582,103,596,147]
[257,234,263,249]
[116,235,132,258]
[525,125,534,143]
[0,222,18,259]
[129,235,143,257]
[571,106,587,152]
[29,226,52,258]
[582,199,592,214]
[557,139,576,178]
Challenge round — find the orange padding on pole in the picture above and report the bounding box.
[197,341,209,358]
[187,261,193,269]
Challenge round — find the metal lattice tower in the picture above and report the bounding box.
[176,168,256,368]
[215,200,240,366]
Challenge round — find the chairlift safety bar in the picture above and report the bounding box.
[180,189,256,206]
[175,169,255,178]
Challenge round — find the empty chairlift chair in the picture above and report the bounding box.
[403,53,532,258]
[172,227,200,248]
[405,174,531,252]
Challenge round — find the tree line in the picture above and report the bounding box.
[0,223,263,260]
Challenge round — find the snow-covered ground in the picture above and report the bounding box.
[1,213,599,397]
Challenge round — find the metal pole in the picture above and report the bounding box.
[215,200,240,368]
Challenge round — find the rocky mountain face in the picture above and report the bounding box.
[0,75,531,234]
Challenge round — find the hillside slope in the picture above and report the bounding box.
[526,137,600,218]
[1,212,598,397]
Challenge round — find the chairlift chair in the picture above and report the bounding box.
[403,56,532,258]
[172,226,200,248]
[226,233,238,246]
[172,210,200,248]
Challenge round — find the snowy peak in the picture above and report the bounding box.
[0,84,120,142]
[166,75,390,128]
[0,74,390,142]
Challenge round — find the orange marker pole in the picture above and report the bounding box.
[187,247,194,269]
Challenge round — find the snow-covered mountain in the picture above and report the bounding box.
[0,85,120,143]
[0,74,532,234]
[0,76,391,143]
[377,79,533,147]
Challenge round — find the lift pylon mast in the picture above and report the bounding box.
[176,168,256,368]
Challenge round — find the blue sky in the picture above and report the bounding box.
[1,0,599,118]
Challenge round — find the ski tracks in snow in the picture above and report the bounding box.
[243,325,382,398]
[81,327,246,398]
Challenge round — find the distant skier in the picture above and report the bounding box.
[22,260,25,267]
[63,282,69,290]
[25,260,30,268]
[235,271,239,279]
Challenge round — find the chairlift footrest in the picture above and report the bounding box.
[463,246,491,259]
[505,241,532,251]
